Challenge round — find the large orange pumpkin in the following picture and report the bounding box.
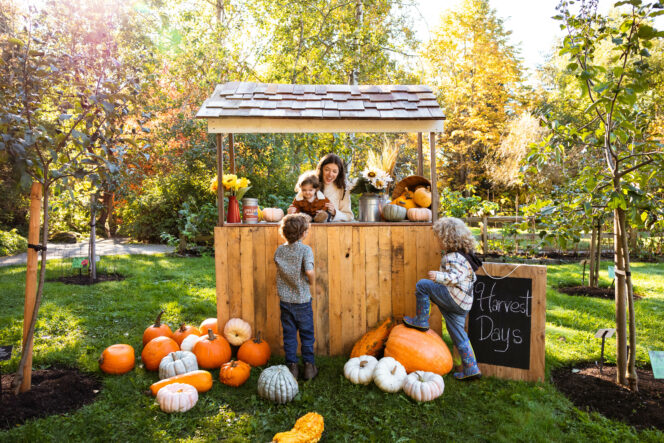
[390,188,417,210]
[172,323,202,346]
[350,317,394,358]
[237,332,271,366]
[142,310,173,345]
[149,370,213,396]
[141,336,179,371]
[193,329,231,369]
[199,318,219,335]
[99,344,135,374]
[384,324,453,375]
[219,360,251,387]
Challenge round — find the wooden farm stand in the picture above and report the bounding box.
[197,82,447,356]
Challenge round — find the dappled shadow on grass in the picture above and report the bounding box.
[48,272,125,285]
[552,362,664,430]
[557,285,643,300]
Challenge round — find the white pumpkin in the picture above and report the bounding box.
[156,382,198,413]
[257,365,299,404]
[343,355,378,385]
[403,371,445,402]
[180,334,204,353]
[223,318,252,346]
[373,357,407,393]
[158,351,199,380]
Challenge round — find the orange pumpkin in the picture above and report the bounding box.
[391,188,417,210]
[413,186,432,208]
[141,336,179,371]
[193,329,231,369]
[142,310,173,345]
[237,332,271,366]
[350,317,394,358]
[99,344,135,375]
[384,324,453,375]
[219,360,251,387]
[172,323,202,346]
[149,370,213,396]
[199,318,219,335]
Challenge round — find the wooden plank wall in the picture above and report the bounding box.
[215,225,441,356]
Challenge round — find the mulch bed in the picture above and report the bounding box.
[0,367,101,429]
[49,272,125,285]
[557,285,642,300]
[552,362,664,430]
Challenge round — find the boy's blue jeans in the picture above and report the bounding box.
[416,279,470,346]
[280,300,315,364]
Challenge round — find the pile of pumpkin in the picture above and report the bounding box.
[98,311,273,413]
[343,318,451,402]
[383,185,432,222]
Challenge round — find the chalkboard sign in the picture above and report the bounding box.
[468,276,533,369]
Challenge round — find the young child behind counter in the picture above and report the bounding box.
[273,213,318,381]
[403,217,483,381]
[288,172,331,223]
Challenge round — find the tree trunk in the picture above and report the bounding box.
[588,222,597,287]
[89,194,97,283]
[97,191,114,238]
[618,208,638,391]
[594,217,602,286]
[12,184,50,394]
[613,207,627,386]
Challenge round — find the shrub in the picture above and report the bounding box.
[0,228,28,256]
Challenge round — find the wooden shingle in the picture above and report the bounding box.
[197,82,445,121]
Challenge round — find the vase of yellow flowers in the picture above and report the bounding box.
[211,174,251,223]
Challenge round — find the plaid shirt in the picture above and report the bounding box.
[274,241,314,304]
[433,252,476,311]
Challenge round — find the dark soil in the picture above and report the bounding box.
[49,272,125,285]
[557,285,642,300]
[0,367,101,429]
[552,362,664,430]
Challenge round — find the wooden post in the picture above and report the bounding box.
[417,132,423,176]
[89,193,96,282]
[216,133,225,226]
[21,182,42,392]
[482,216,488,257]
[429,132,438,221]
[228,133,235,174]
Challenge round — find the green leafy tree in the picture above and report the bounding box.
[0,0,143,393]
[531,0,664,390]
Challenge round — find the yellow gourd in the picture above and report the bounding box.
[272,412,325,443]
[390,188,417,210]
[413,186,432,208]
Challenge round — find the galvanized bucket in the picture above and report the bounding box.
[358,193,389,222]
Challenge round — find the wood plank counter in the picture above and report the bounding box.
[215,223,442,356]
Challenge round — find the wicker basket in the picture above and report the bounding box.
[391,175,431,200]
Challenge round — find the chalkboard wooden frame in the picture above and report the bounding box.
[471,262,546,382]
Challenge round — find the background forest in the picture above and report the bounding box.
[1,0,663,256]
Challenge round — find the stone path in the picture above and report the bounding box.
[0,238,174,267]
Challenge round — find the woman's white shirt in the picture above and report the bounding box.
[323,184,354,221]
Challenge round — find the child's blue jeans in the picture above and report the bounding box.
[416,279,470,346]
[280,300,315,364]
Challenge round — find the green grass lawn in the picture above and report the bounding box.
[1,256,663,442]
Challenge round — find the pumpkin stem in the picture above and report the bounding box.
[153,310,164,327]
[254,331,262,343]
[417,372,424,382]
[390,366,397,375]
[179,323,187,332]
[360,360,368,368]
[207,329,215,340]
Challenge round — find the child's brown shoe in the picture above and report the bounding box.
[303,362,318,381]
[287,362,299,380]
[313,211,329,223]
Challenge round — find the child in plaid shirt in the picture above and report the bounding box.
[403,217,483,381]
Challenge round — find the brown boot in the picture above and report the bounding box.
[313,211,329,223]
[303,362,318,381]
[287,362,299,380]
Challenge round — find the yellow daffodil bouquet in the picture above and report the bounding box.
[210,174,251,200]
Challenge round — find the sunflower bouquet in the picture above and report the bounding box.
[210,174,251,200]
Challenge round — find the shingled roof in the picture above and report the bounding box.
[196,82,445,120]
